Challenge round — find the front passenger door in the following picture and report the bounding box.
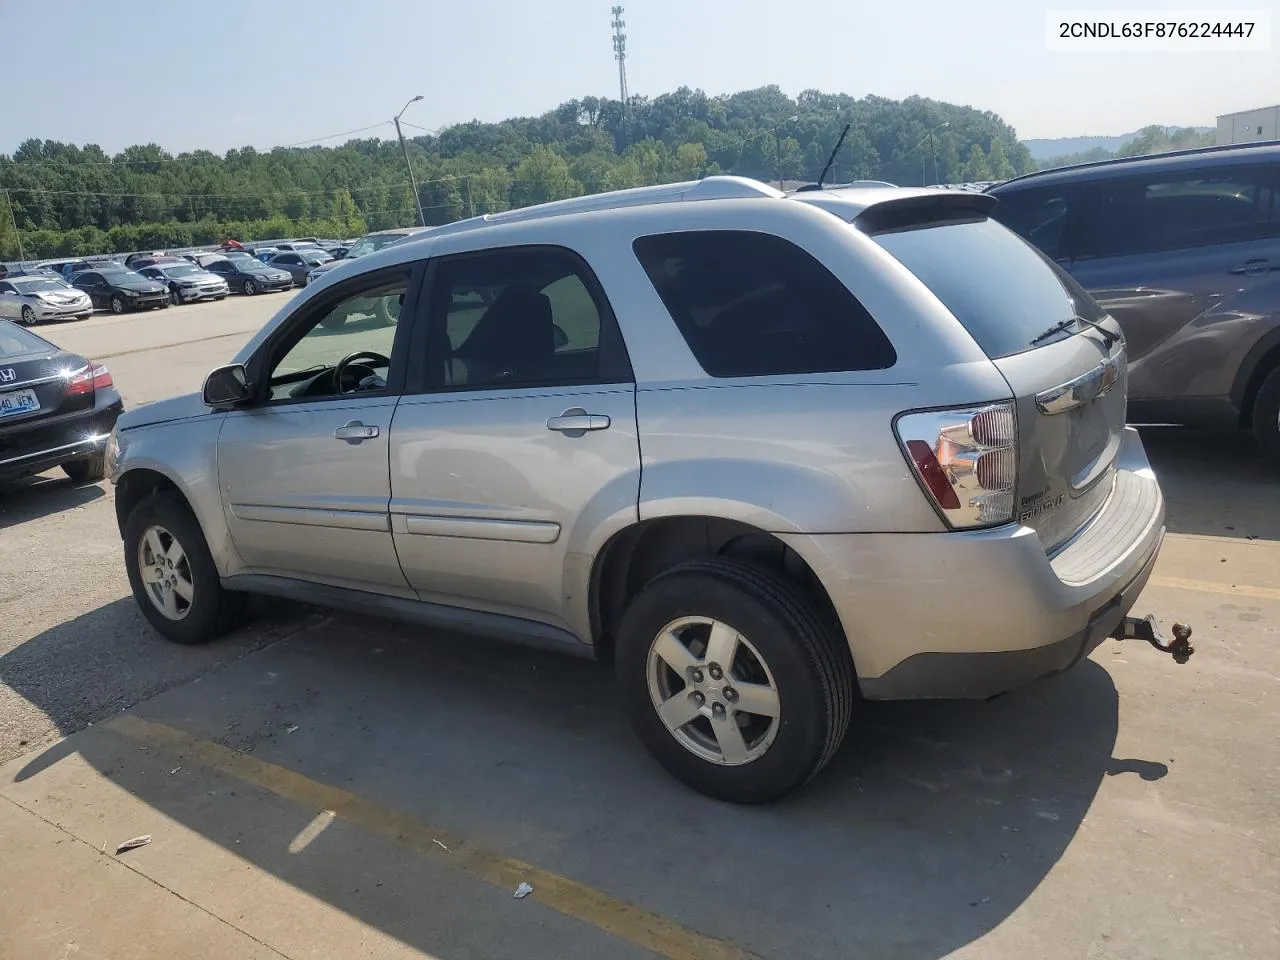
[217,266,419,593]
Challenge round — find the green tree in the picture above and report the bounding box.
[987,140,1016,180]
[509,146,582,208]
[963,144,992,181]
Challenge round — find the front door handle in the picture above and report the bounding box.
[334,420,379,443]
[1230,259,1274,277]
[547,407,611,436]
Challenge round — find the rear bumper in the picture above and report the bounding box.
[0,392,123,479]
[781,427,1166,700]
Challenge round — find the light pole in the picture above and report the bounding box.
[2,188,25,262]
[395,95,427,227]
[774,115,799,190]
[919,121,949,186]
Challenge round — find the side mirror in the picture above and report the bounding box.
[202,363,251,409]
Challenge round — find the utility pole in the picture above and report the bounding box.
[463,176,473,219]
[774,115,798,191]
[395,95,427,227]
[611,6,629,107]
[2,188,25,262]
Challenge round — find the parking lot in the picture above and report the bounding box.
[1,298,1278,959]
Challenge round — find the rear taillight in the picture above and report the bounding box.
[66,362,113,396]
[895,402,1017,529]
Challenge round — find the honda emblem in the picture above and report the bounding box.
[0,368,15,383]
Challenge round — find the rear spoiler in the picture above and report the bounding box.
[854,192,999,235]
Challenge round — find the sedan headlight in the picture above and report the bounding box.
[124,290,140,298]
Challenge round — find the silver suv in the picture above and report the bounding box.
[108,177,1180,803]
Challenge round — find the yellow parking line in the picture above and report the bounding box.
[1148,576,1280,603]
[106,715,757,960]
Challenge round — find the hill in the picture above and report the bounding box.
[0,87,1035,260]
[1028,125,1215,169]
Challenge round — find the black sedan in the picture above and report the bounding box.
[0,320,124,483]
[71,267,170,314]
[203,257,294,295]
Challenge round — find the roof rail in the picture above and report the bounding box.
[999,138,1280,187]
[425,176,783,238]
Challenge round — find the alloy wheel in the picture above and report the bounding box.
[20,305,36,325]
[646,616,782,765]
[137,525,195,621]
[111,296,124,314]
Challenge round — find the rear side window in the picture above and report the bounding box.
[990,186,1075,260]
[872,217,1081,359]
[1081,167,1279,258]
[632,230,895,378]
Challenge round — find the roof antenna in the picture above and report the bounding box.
[797,123,851,193]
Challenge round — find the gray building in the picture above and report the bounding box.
[1217,105,1280,145]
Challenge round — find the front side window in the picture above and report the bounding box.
[265,272,408,402]
[428,246,621,390]
[1081,167,1278,258]
[633,230,896,378]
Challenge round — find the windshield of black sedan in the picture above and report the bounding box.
[98,268,150,283]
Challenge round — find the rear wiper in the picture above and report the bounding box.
[1030,315,1120,349]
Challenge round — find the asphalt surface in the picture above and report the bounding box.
[1,297,1278,960]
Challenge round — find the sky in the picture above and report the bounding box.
[1,0,1275,155]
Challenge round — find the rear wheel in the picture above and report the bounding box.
[1251,365,1280,463]
[19,305,37,326]
[123,492,242,645]
[243,279,256,295]
[614,557,854,803]
[62,454,105,483]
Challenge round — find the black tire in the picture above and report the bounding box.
[614,557,854,804]
[110,295,125,314]
[62,454,105,484]
[242,279,256,295]
[19,305,38,326]
[123,492,243,645]
[1251,365,1280,463]
[169,287,181,306]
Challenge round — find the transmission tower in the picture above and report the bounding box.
[611,6,629,106]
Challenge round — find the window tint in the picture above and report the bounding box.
[428,246,622,389]
[267,272,408,401]
[990,187,1074,260]
[0,283,13,294]
[1082,167,1279,257]
[872,217,1084,360]
[632,230,895,378]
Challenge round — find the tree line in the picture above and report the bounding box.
[1036,124,1215,170]
[0,86,1036,260]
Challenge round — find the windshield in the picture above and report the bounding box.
[13,278,70,293]
[163,264,202,278]
[870,217,1085,359]
[0,320,52,358]
[99,268,150,284]
[302,253,333,265]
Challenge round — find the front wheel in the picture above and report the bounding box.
[123,492,243,645]
[1251,365,1280,463]
[169,287,181,306]
[615,557,854,803]
[243,279,256,295]
[110,295,125,314]
[19,305,37,326]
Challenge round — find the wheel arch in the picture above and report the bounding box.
[588,515,847,666]
[1231,323,1280,427]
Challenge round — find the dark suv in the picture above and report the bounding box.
[987,142,1280,460]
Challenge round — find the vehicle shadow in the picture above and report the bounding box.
[1138,426,1279,541]
[0,474,105,530]
[6,611,1143,959]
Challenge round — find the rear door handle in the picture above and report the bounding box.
[334,420,379,443]
[1230,259,1274,277]
[547,408,611,435]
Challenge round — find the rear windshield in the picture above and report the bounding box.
[871,217,1085,359]
[0,321,51,358]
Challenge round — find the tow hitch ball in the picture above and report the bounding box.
[1110,615,1195,664]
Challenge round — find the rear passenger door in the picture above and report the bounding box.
[1067,165,1280,403]
[388,245,639,632]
